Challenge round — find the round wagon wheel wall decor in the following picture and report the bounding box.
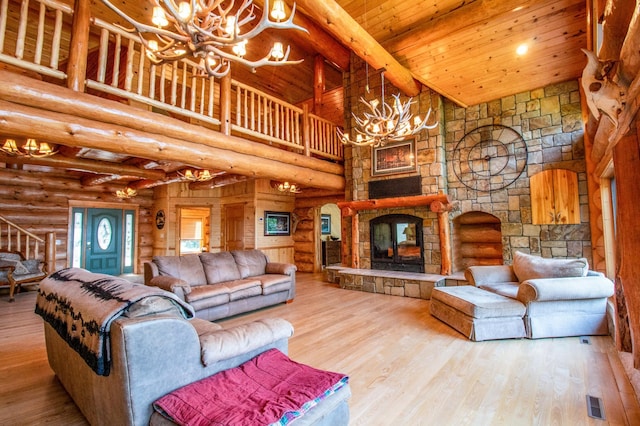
[452,124,528,192]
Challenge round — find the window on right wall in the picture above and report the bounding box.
[530,169,580,225]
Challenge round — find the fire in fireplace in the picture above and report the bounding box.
[370,214,424,273]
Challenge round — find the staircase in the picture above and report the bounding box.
[0,216,56,273]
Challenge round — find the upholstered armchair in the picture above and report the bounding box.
[0,250,48,302]
[465,251,614,339]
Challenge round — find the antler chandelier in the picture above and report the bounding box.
[338,71,438,147]
[1,138,57,157]
[99,0,307,78]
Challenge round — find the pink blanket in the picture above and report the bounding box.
[153,349,348,426]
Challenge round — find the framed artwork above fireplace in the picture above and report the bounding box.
[372,137,417,176]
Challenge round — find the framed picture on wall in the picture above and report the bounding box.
[321,214,331,235]
[372,137,417,176]
[264,211,291,236]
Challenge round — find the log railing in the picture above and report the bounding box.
[0,0,343,162]
[231,80,304,151]
[0,215,56,272]
[0,0,70,80]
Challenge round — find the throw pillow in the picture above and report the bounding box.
[512,251,588,282]
[199,252,242,284]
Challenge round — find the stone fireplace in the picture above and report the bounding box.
[342,60,593,276]
[370,214,424,273]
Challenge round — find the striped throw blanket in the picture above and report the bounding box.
[35,267,194,376]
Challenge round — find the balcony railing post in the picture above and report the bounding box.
[67,0,90,92]
[303,103,311,157]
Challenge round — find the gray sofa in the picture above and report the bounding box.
[144,249,296,321]
[39,268,350,426]
[463,251,615,339]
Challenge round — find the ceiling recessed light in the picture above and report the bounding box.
[516,44,528,55]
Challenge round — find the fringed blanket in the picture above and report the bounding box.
[153,348,349,426]
[35,267,194,376]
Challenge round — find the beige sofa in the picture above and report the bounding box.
[463,251,615,339]
[144,249,296,321]
[38,268,350,426]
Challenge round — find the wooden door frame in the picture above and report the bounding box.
[67,201,139,273]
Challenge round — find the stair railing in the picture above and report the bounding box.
[0,216,56,273]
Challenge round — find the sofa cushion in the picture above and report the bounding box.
[512,251,588,283]
[253,274,291,295]
[232,250,268,278]
[153,254,207,286]
[185,284,230,305]
[478,282,520,299]
[225,279,262,301]
[199,252,242,284]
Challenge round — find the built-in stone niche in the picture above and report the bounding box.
[452,211,503,273]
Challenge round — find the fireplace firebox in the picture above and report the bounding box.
[370,214,424,273]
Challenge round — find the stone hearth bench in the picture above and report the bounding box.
[335,267,446,300]
[430,286,527,341]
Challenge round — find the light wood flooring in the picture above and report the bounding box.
[1,273,639,425]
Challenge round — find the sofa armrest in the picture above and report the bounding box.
[144,261,159,285]
[149,275,191,300]
[199,318,294,365]
[517,276,614,303]
[265,262,297,276]
[465,265,517,286]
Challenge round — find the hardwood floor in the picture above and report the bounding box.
[1,273,639,425]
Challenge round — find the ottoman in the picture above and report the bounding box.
[430,286,526,341]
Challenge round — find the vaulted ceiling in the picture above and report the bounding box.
[2,0,590,192]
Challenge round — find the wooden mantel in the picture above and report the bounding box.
[337,194,453,274]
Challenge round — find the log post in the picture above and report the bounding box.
[313,55,325,113]
[351,213,359,268]
[437,211,451,275]
[67,0,90,92]
[45,231,56,273]
[220,73,232,135]
[612,124,640,363]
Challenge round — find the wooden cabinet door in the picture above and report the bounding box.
[531,169,580,224]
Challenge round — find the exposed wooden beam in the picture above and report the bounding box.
[189,174,249,190]
[0,153,166,180]
[0,70,343,178]
[294,0,422,97]
[0,100,345,191]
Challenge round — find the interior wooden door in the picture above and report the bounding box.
[224,203,245,251]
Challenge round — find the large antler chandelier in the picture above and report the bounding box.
[338,71,438,148]
[100,0,307,78]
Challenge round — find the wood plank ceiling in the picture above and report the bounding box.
[1,0,589,190]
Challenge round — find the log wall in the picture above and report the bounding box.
[0,166,154,272]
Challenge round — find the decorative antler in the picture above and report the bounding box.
[100,0,308,77]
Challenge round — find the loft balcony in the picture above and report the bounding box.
[0,0,345,192]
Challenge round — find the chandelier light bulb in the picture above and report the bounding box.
[271,0,286,21]
[24,138,39,152]
[233,40,247,57]
[152,6,168,27]
[271,42,284,60]
[148,40,159,52]
[177,2,191,21]
[225,16,236,36]
[2,139,18,153]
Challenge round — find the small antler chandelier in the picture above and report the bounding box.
[100,0,308,78]
[116,187,137,199]
[338,71,438,147]
[1,138,57,157]
[178,169,215,182]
